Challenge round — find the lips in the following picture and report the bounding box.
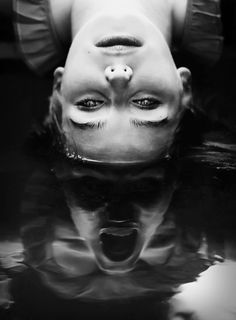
[95,36,142,47]
[100,226,138,262]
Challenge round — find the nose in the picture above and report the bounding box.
[105,64,133,88]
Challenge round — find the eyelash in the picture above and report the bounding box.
[76,97,160,110]
[75,98,104,111]
[132,97,161,110]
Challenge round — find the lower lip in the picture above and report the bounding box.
[99,45,139,54]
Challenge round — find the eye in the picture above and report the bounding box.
[132,97,161,110]
[75,99,104,111]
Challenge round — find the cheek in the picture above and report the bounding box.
[70,208,101,240]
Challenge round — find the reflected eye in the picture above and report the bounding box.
[75,99,104,111]
[132,98,161,110]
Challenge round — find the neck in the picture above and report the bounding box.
[71,0,176,45]
[50,0,187,48]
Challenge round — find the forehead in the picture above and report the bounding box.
[58,105,183,164]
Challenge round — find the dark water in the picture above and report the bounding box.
[1,17,236,320]
[1,131,236,320]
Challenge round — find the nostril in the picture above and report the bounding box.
[105,65,133,82]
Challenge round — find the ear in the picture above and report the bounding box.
[177,67,193,110]
[47,67,64,126]
[53,67,64,93]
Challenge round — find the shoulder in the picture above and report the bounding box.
[50,0,73,45]
[171,0,188,42]
[13,0,73,75]
[179,0,223,66]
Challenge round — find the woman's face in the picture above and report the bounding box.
[54,12,191,163]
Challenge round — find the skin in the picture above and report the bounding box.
[50,0,187,45]
[52,0,192,164]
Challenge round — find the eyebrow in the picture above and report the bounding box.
[130,118,168,128]
[70,119,106,130]
[70,118,168,130]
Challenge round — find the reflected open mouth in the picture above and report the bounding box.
[95,35,142,47]
[100,226,138,262]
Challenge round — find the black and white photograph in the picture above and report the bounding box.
[0,0,236,319]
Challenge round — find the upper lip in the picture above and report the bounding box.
[95,36,142,47]
[101,221,139,231]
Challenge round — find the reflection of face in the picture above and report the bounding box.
[58,164,176,273]
[55,12,190,163]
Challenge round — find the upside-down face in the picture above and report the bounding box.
[55,163,177,273]
[52,10,192,165]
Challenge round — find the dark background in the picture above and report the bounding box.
[0,3,52,234]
